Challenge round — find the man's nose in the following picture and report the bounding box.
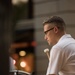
[44,35,47,40]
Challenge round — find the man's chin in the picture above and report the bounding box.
[48,42,51,45]
[48,42,52,46]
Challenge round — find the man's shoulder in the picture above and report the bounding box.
[56,37,75,48]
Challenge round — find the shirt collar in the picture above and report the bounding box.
[58,34,72,43]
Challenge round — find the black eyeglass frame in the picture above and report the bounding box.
[44,27,54,34]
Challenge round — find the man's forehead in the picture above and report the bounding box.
[44,23,55,28]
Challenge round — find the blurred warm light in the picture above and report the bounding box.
[25,66,31,72]
[20,61,26,68]
[31,41,37,47]
[24,53,35,73]
[13,54,35,73]
[12,0,28,5]
[11,43,29,48]
[12,0,18,5]
[13,59,16,65]
[10,41,36,49]
[12,53,19,60]
[19,51,26,56]
[21,0,28,3]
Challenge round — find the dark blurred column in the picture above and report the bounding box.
[28,0,33,19]
[0,0,12,75]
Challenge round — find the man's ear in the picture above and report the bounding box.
[54,26,59,33]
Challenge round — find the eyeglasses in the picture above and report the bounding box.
[44,27,54,34]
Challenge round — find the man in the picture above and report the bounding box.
[43,16,75,75]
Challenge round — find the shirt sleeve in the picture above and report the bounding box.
[46,46,64,75]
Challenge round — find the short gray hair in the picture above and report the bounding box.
[43,16,66,31]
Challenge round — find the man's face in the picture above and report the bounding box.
[44,23,56,45]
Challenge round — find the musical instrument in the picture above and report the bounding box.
[44,48,50,60]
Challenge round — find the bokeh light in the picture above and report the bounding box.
[20,61,26,68]
[19,50,26,56]
[13,59,16,65]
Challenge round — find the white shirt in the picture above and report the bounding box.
[46,34,75,75]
